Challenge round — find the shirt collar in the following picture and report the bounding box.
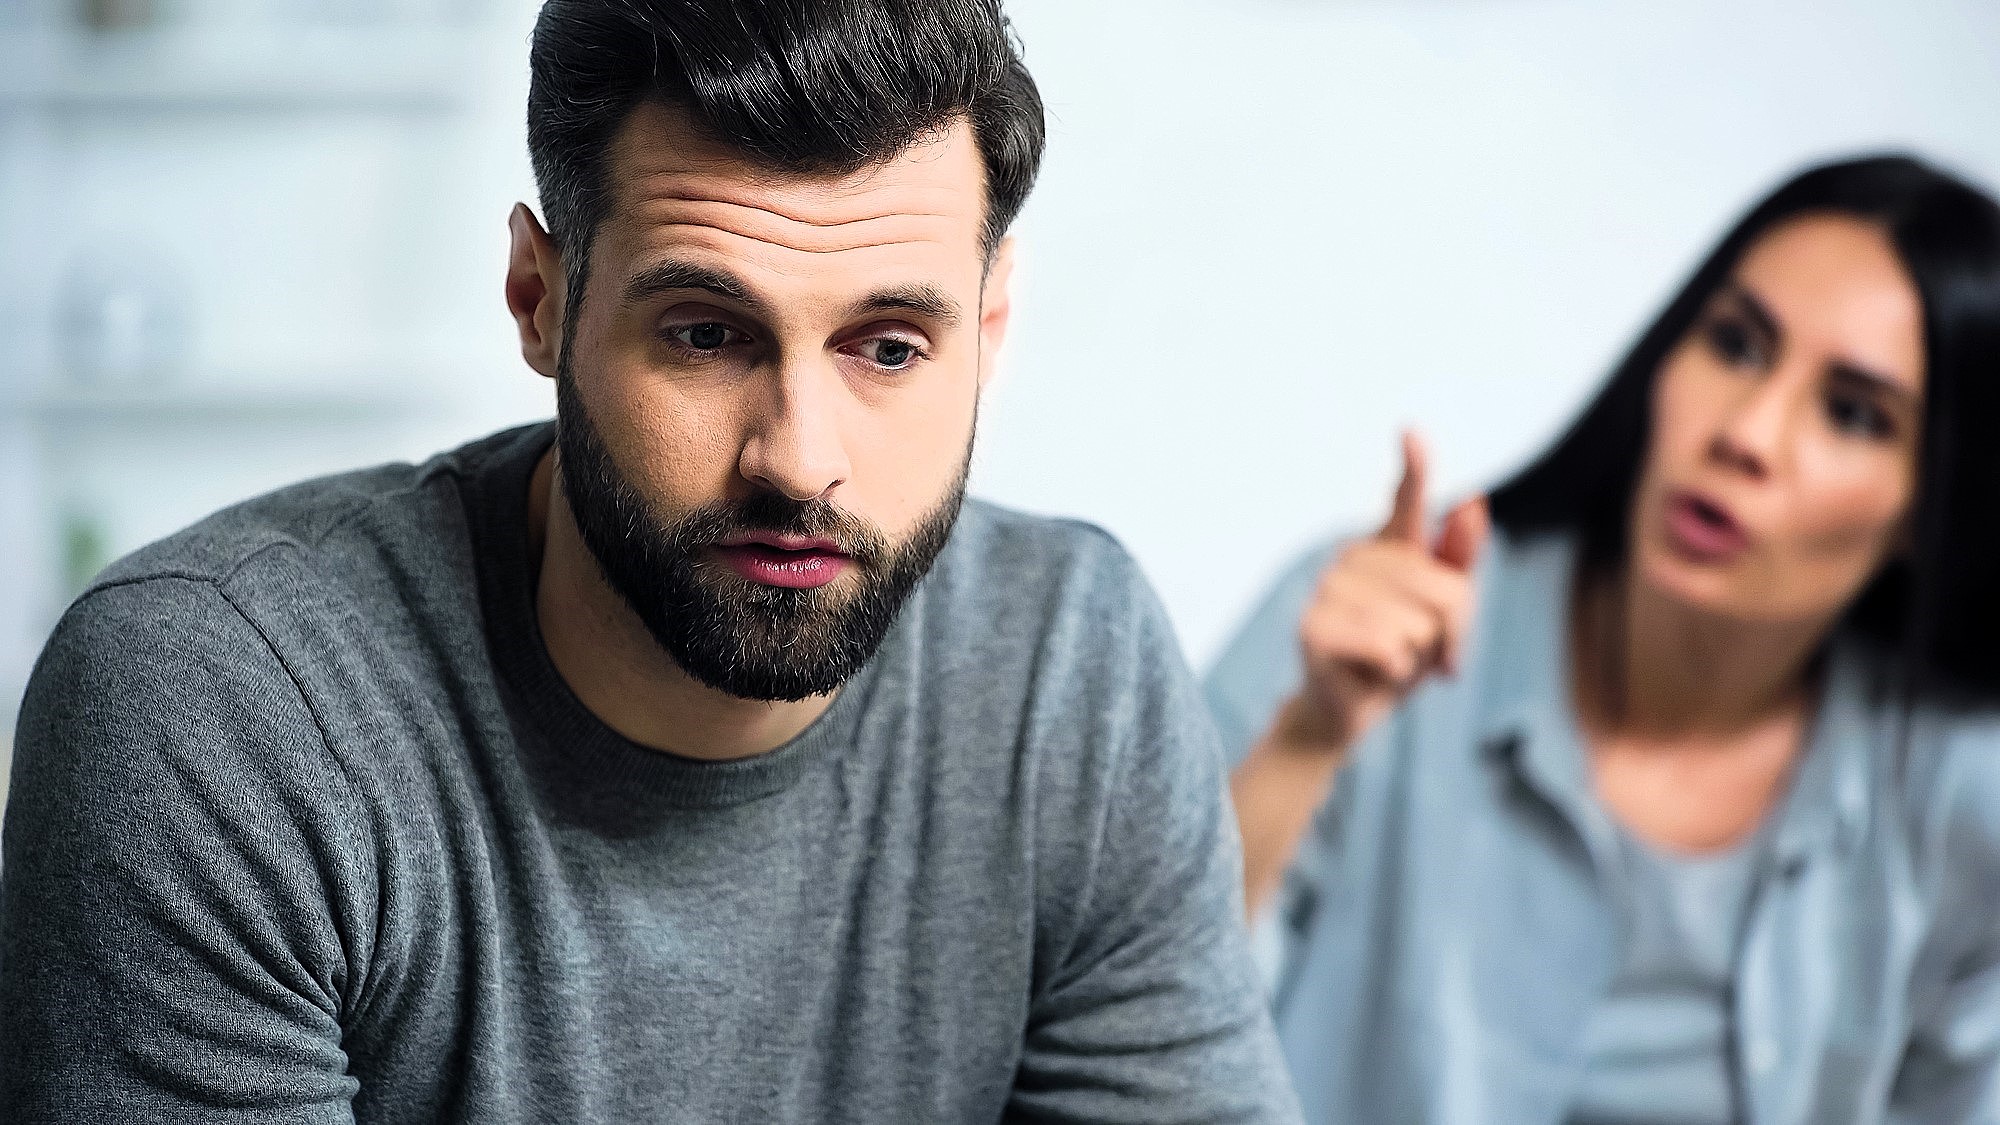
[1472,532,1618,867]
[1767,643,1881,868]
[1471,529,1881,868]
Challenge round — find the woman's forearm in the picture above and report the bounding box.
[1230,694,1354,919]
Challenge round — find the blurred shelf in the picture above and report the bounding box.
[3,384,453,423]
[0,25,478,113]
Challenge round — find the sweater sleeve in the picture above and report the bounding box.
[1007,544,1303,1125]
[0,575,370,1124]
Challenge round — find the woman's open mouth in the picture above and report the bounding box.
[1663,489,1752,562]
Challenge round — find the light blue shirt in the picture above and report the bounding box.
[1205,530,2000,1125]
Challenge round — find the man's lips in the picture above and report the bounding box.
[712,535,852,590]
[717,532,842,553]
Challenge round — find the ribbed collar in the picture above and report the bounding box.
[458,422,873,814]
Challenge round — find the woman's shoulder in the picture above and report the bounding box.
[1859,663,2000,891]
[1913,696,2000,837]
[1911,705,2000,947]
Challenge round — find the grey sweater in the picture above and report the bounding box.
[0,423,1300,1124]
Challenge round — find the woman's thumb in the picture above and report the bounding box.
[1433,496,1490,572]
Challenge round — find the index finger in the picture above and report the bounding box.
[1378,430,1428,544]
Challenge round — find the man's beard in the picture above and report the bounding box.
[552,369,968,703]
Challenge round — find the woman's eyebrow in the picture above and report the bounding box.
[1716,279,1781,343]
[1827,359,1918,406]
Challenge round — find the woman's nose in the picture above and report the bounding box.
[1706,372,1797,480]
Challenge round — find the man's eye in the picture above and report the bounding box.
[860,338,925,370]
[667,323,743,352]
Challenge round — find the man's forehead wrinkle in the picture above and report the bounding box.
[652,223,944,258]
[627,197,971,258]
[602,108,986,272]
[611,127,983,228]
[627,168,971,224]
[663,195,958,231]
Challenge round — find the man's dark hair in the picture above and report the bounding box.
[527,0,1046,292]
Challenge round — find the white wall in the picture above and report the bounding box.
[5,0,2000,756]
[984,0,2000,664]
[0,1,549,765]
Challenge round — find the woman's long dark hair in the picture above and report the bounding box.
[1490,154,2000,698]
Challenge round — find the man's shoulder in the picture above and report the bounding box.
[903,499,1189,728]
[33,423,547,730]
[932,498,1149,610]
[916,499,1176,672]
[15,426,550,834]
[87,423,542,596]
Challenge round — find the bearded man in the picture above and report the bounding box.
[0,2,1299,1122]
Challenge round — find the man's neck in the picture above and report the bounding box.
[526,450,837,761]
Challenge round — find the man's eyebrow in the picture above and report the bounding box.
[857,285,963,329]
[621,259,766,313]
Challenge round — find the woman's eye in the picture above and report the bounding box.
[666,322,743,352]
[858,337,926,370]
[1705,317,1765,368]
[1826,391,1893,440]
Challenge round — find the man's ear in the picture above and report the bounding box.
[506,203,567,380]
[977,237,1018,391]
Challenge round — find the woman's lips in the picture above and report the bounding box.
[1663,490,1752,562]
[712,539,852,589]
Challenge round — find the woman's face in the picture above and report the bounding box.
[1629,212,1927,626]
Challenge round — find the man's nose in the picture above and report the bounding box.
[737,363,853,502]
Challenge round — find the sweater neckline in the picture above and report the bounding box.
[462,422,871,813]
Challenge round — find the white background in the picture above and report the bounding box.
[991,0,2000,663]
[4,0,2000,783]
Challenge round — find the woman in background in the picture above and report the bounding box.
[1209,155,2000,1123]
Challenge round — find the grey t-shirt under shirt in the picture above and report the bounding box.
[0,422,1299,1125]
[1569,829,1766,1125]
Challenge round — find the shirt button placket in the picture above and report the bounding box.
[1747,1037,1779,1077]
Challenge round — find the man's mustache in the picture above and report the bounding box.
[668,492,890,564]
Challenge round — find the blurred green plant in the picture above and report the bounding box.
[60,508,112,597]
[78,0,159,33]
